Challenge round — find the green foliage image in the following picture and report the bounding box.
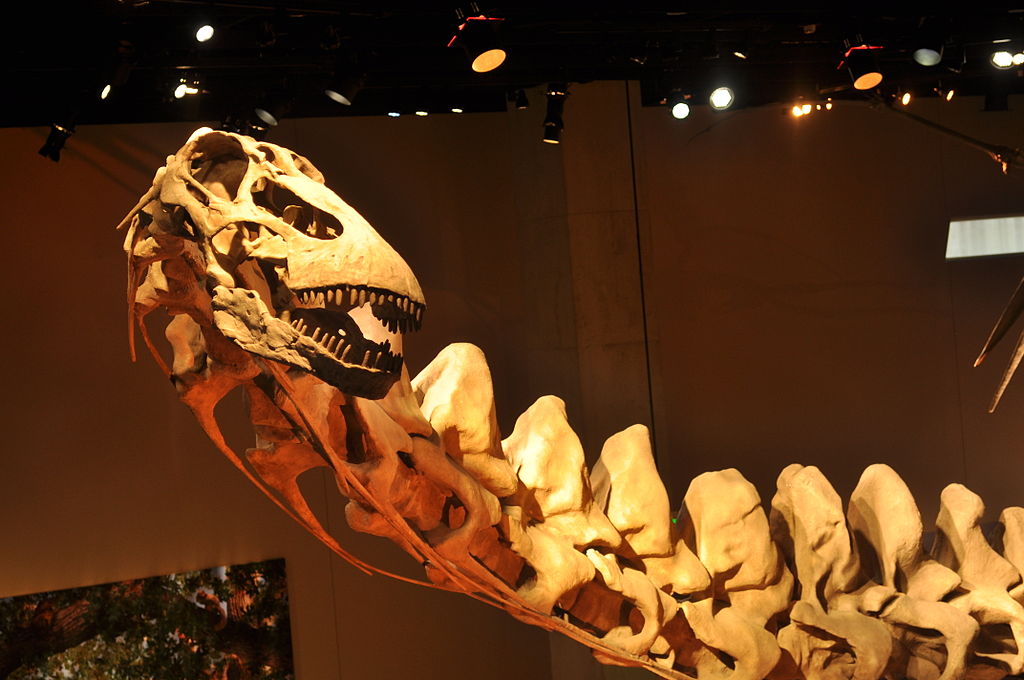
[0,559,293,680]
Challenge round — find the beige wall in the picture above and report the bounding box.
[2,81,1024,680]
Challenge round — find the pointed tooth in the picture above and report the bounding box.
[368,292,377,305]
[387,293,395,305]
[362,349,371,365]
[341,344,353,361]
[326,335,339,352]
[399,297,408,311]
[312,328,323,342]
[350,288,359,305]
[297,320,308,333]
[316,292,324,306]
[280,309,291,322]
[291,319,301,328]
[358,290,367,305]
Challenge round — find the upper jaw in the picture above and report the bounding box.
[212,269,424,399]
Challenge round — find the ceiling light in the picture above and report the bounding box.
[173,77,200,100]
[100,84,112,100]
[709,86,734,110]
[900,91,912,106]
[415,110,429,117]
[668,91,690,119]
[254,91,291,126]
[842,42,884,90]
[511,89,529,110]
[733,51,748,60]
[791,104,804,117]
[1015,52,1024,66]
[913,47,943,66]
[992,51,1014,69]
[387,111,401,118]
[451,107,464,113]
[448,7,506,73]
[543,83,567,144]
[825,99,833,110]
[195,23,214,43]
[325,73,365,106]
[945,88,955,101]
[38,122,75,162]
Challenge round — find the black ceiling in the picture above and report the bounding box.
[10,4,1024,129]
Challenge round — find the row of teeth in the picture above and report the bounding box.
[296,286,423,326]
[284,314,402,373]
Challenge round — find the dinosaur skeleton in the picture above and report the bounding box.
[118,129,1024,680]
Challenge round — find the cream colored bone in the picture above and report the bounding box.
[120,130,1024,680]
[678,469,791,680]
[932,484,1024,675]
[771,464,891,680]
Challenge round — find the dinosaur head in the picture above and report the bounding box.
[121,129,424,399]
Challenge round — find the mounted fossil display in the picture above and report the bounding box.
[118,129,1024,680]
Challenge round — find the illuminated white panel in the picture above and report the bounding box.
[946,216,1024,259]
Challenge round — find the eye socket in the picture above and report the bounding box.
[253,181,342,239]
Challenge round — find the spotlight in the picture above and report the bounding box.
[325,73,365,106]
[899,90,912,106]
[945,88,955,101]
[842,41,884,90]
[935,86,955,102]
[1015,52,1024,66]
[38,122,75,162]
[668,91,690,119]
[543,83,568,144]
[992,51,1015,69]
[195,23,214,43]
[451,107,464,113]
[825,98,833,110]
[254,91,291,126]
[387,111,401,118]
[448,6,505,73]
[913,46,943,66]
[912,17,946,67]
[709,86,734,110]
[415,109,429,117]
[97,40,134,102]
[791,104,804,117]
[733,50,748,60]
[509,88,529,110]
[173,76,200,99]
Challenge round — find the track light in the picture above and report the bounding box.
[38,122,75,162]
[668,91,690,119]
[543,83,568,144]
[449,6,506,73]
[97,40,134,102]
[325,72,365,106]
[842,41,884,90]
[912,18,945,66]
[709,86,734,110]
[195,23,214,43]
[509,89,529,110]
[992,51,1015,68]
[173,76,200,99]
[254,91,291,127]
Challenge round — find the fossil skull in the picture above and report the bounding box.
[120,128,424,399]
